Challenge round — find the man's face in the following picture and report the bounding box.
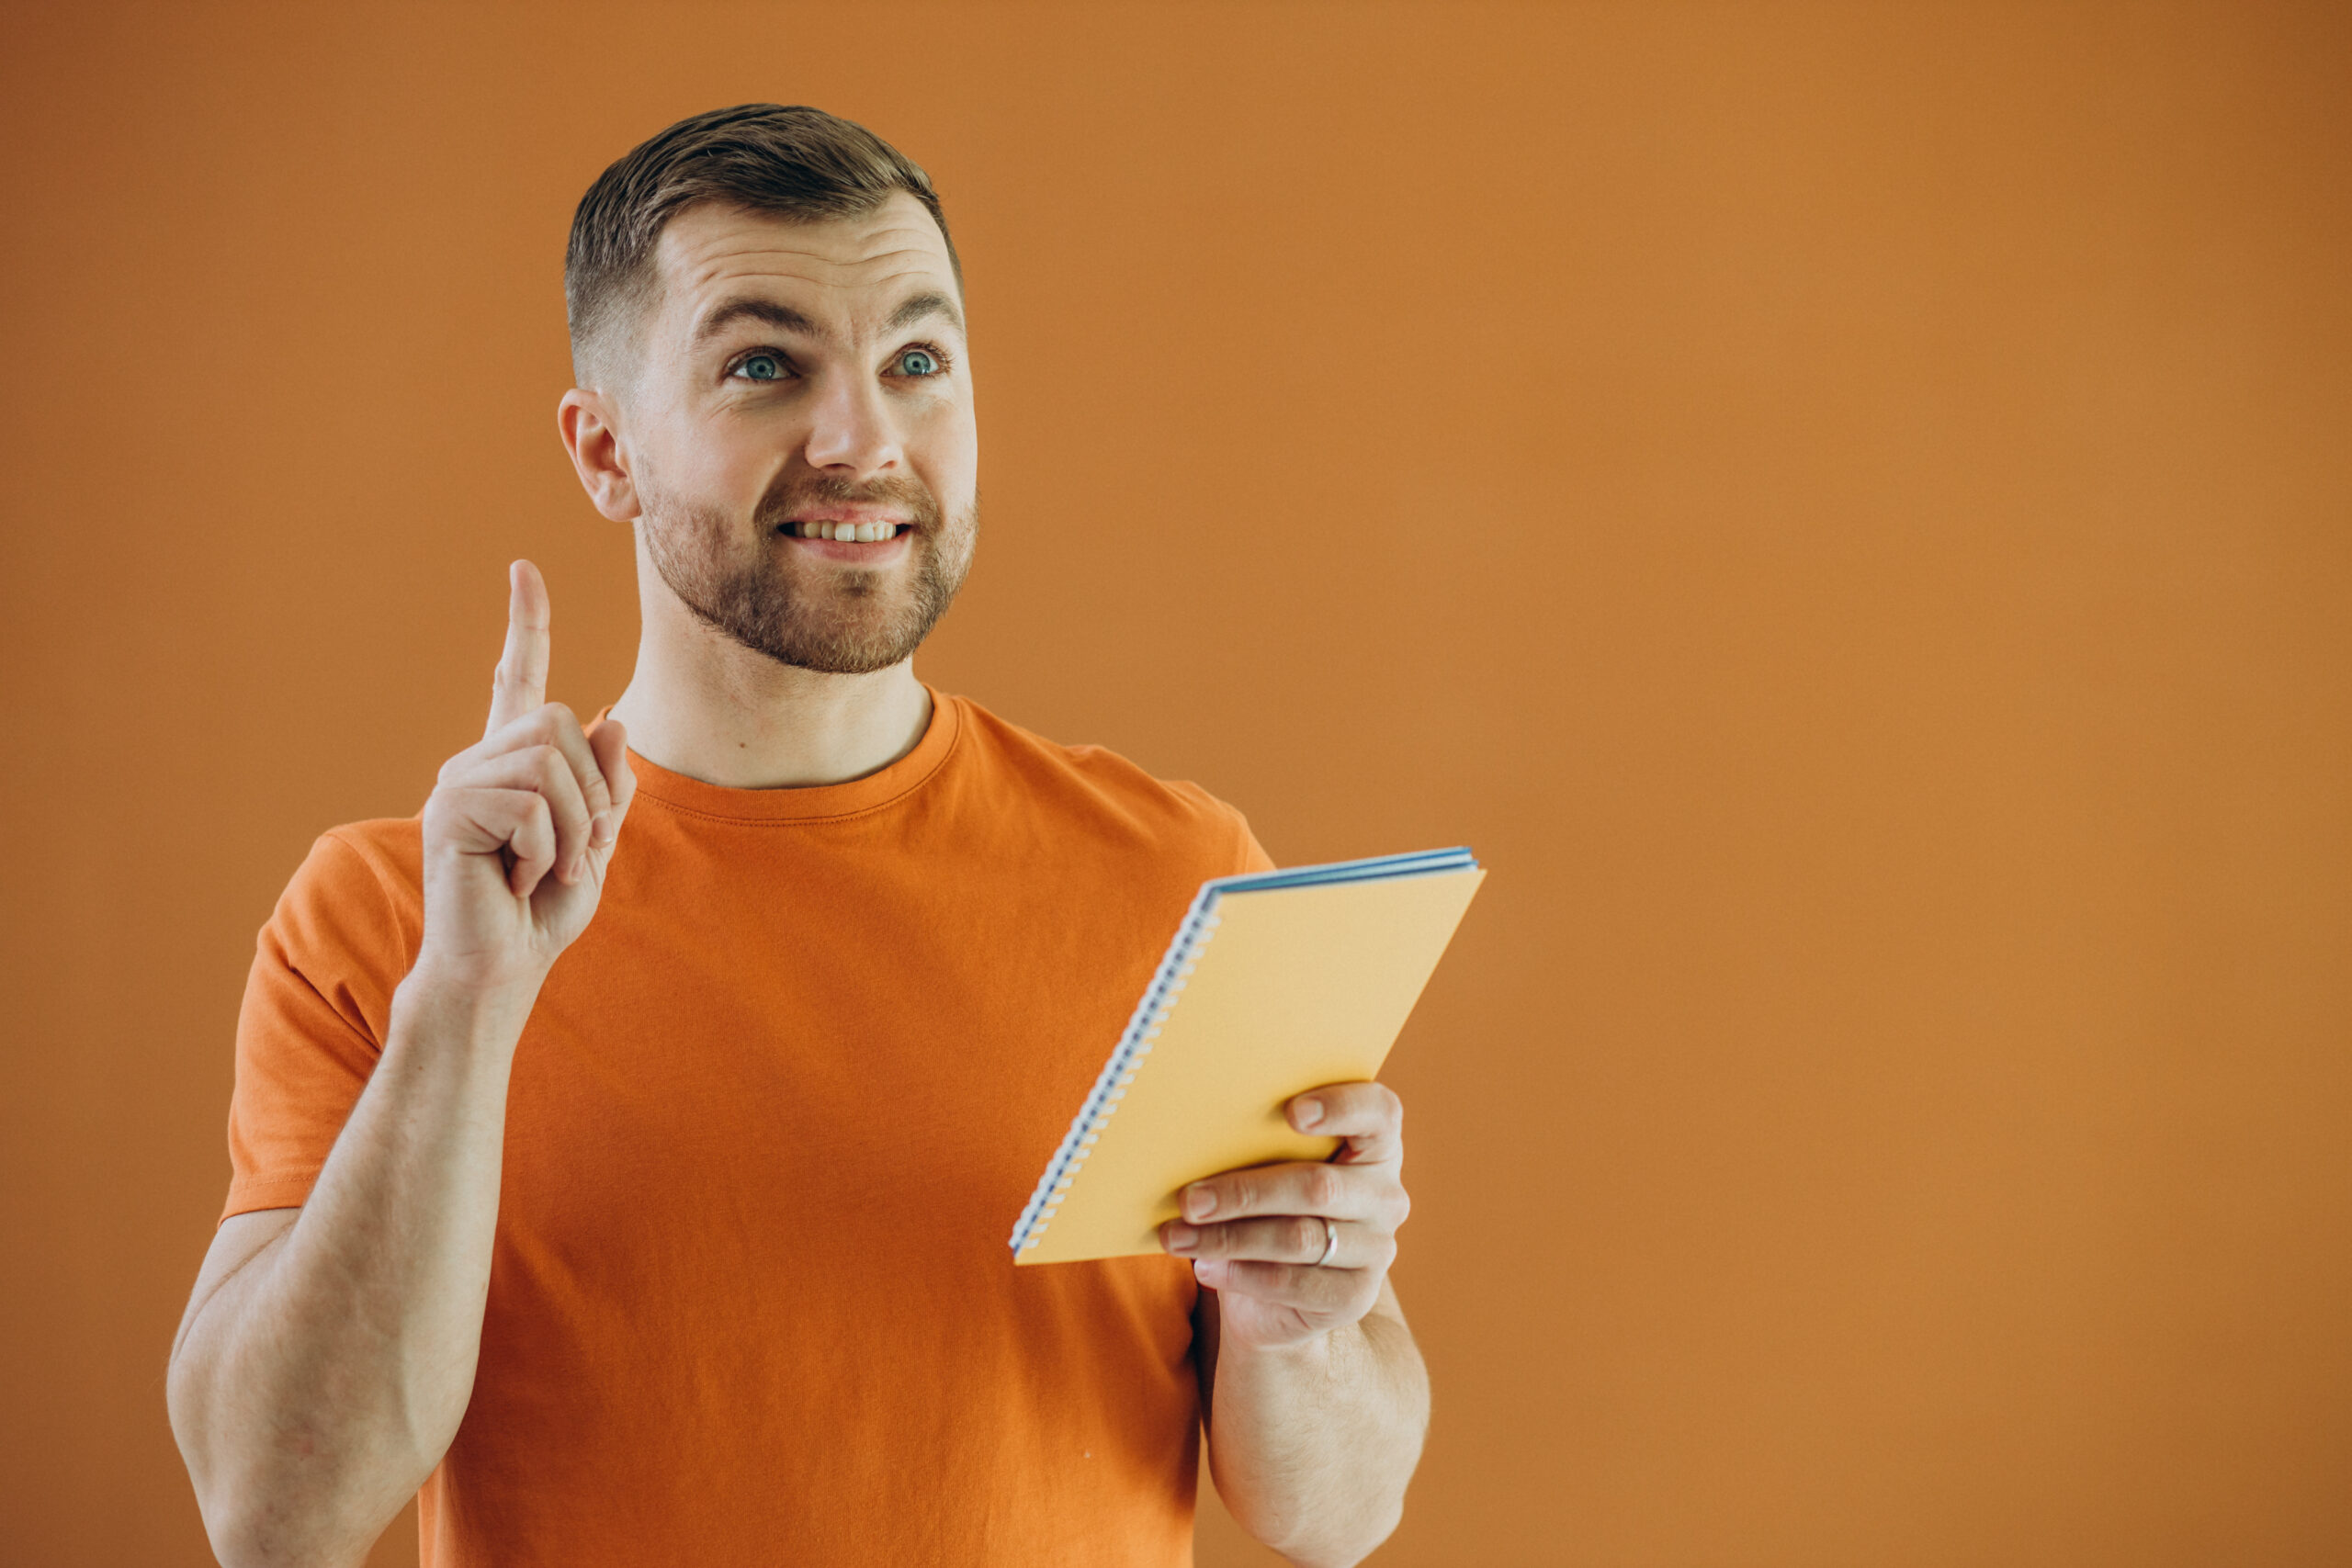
[616,192,978,674]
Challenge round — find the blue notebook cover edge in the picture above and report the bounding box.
[1204,845,1478,897]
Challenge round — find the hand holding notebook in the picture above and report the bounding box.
[1158,1073,1419,1348]
[1009,848,1485,1272]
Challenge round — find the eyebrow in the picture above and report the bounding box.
[693,289,965,346]
[693,298,819,344]
[883,290,964,335]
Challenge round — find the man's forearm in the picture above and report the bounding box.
[166,971,531,1568]
[1204,1289,1430,1568]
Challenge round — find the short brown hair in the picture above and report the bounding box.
[564,104,958,383]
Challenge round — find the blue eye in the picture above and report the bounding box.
[738,353,784,381]
[895,347,941,377]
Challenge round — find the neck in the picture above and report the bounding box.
[606,565,933,791]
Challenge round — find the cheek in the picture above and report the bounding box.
[698,419,795,503]
[912,401,980,495]
[649,421,795,524]
[639,425,781,536]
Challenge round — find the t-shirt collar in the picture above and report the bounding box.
[599,684,963,823]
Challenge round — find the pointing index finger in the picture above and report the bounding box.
[486,559,552,739]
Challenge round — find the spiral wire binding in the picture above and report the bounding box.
[1009,888,1227,1255]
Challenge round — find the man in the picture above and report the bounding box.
[166,104,1426,1567]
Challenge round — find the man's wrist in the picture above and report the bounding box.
[392,959,545,1055]
[1214,1316,1351,1380]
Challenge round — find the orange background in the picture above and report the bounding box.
[4,4,2348,1564]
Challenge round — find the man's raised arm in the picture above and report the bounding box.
[164,562,635,1568]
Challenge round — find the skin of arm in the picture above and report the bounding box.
[165,565,636,1568]
[1172,1083,1431,1567]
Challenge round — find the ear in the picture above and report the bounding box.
[558,388,642,522]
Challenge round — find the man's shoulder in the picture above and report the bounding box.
[303,816,424,899]
[945,694,1261,873]
[260,816,424,972]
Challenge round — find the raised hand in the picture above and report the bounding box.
[415,560,637,995]
[1160,1081,1411,1351]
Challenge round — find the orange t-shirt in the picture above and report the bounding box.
[222,692,1272,1565]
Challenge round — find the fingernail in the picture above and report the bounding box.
[1295,1098,1324,1130]
[1193,1258,1226,1287]
[591,811,615,847]
[1183,1186,1216,1221]
[1164,1224,1198,1253]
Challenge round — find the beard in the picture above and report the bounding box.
[639,466,978,675]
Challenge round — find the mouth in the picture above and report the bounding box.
[778,519,909,543]
[775,516,914,563]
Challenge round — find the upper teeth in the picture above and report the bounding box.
[789,521,897,542]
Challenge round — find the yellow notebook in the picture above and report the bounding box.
[1010,848,1486,1265]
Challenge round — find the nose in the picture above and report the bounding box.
[800,365,902,478]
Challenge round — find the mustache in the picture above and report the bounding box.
[752,471,942,530]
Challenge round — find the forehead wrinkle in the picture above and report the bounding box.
[663,215,949,274]
[683,231,938,264]
[679,237,944,277]
[670,252,956,332]
[655,209,961,351]
[680,265,961,333]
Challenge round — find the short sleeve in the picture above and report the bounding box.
[1157,775,1275,880]
[221,823,423,1223]
[1228,807,1275,875]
